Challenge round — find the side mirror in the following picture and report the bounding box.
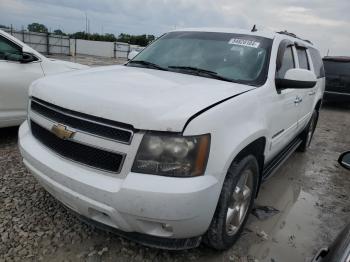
[20,52,37,63]
[128,50,139,61]
[338,151,350,170]
[276,68,317,89]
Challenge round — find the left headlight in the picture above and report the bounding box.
[131,133,210,177]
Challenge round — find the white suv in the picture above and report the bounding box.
[19,28,325,250]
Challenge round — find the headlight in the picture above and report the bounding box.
[132,133,210,177]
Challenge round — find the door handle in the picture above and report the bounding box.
[308,90,316,96]
[294,97,303,104]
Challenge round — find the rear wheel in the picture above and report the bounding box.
[204,155,259,250]
[298,109,318,152]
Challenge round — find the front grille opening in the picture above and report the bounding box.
[31,99,133,144]
[31,121,124,173]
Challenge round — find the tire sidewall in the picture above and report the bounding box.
[205,155,259,250]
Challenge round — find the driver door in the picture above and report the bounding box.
[0,34,44,127]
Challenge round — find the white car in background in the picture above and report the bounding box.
[0,29,88,128]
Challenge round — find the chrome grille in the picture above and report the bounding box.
[29,97,132,173]
[30,98,134,144]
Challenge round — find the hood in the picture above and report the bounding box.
[30,66,253,132]
[40,59,89,76]
[47,59,89,70]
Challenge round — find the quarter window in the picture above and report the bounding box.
[277,46,295,78]
[0,36,22,62]
[296,48,310,70]
[309,48,325,78]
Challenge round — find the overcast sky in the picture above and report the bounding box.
[1,0,349,56]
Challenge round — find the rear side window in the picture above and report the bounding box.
[296,48,310,70]
[324,60,350,76]
[277,46,295,78]
[309,48,325,78]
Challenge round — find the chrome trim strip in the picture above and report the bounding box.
[30,118,126,174]
[31,98,134,144]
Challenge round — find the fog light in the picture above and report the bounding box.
[162,223,173,233]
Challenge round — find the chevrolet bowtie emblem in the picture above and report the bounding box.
[51,124,75,140]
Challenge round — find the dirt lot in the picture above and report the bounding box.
[0,56,349,262]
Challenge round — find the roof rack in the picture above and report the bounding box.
[277,30,313,45]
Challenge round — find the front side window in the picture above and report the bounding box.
[0,36,22,62]
[128,31,273,86]
[296,48,310,70]
[277,46,295,78]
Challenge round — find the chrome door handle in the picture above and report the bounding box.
[308,90,316,96]
[294,97,303,104]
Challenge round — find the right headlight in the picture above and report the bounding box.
[131,133,210,177]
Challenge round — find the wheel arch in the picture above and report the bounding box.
[315,99,322,112]
[230,137,266,197]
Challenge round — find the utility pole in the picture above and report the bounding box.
[85,12,88,33]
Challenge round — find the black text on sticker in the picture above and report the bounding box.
[228,38,260,48]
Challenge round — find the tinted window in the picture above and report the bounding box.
[129,31,273,86]
[0,36,22,61]
[277,46,294,78]
[297,48,310,70]
[309,48,325,78]
[324,60,350,76]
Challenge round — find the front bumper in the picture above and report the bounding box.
[19,121,220,246]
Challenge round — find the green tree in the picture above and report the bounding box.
[0,25,9,29]
[53,29,66,36]
[27,23,48,33]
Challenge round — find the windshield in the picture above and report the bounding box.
[127,31,272,86]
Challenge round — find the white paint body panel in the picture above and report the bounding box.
[19,28,325,239]
[0,29,88,128]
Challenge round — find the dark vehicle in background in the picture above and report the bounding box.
[323,56,350,102]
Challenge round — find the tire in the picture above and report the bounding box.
[203,155,259,250]
[298,109,318,152]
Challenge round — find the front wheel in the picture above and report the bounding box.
[204,155,259,250]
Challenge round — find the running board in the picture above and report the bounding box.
[262,137,302,180]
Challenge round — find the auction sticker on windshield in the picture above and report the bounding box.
[228,38,260,48]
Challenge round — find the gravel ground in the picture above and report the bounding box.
[0,55,349,261]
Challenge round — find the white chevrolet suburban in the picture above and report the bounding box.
[19,28,325,250]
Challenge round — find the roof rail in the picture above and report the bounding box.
[277,30,313,45]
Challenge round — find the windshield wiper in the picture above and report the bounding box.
[128,60,168,71]
[168,66,235,83]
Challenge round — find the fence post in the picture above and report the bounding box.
[47,32,50,55]
[114,42,117,59]
[74,37,77,56]
[127,44,131,59]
